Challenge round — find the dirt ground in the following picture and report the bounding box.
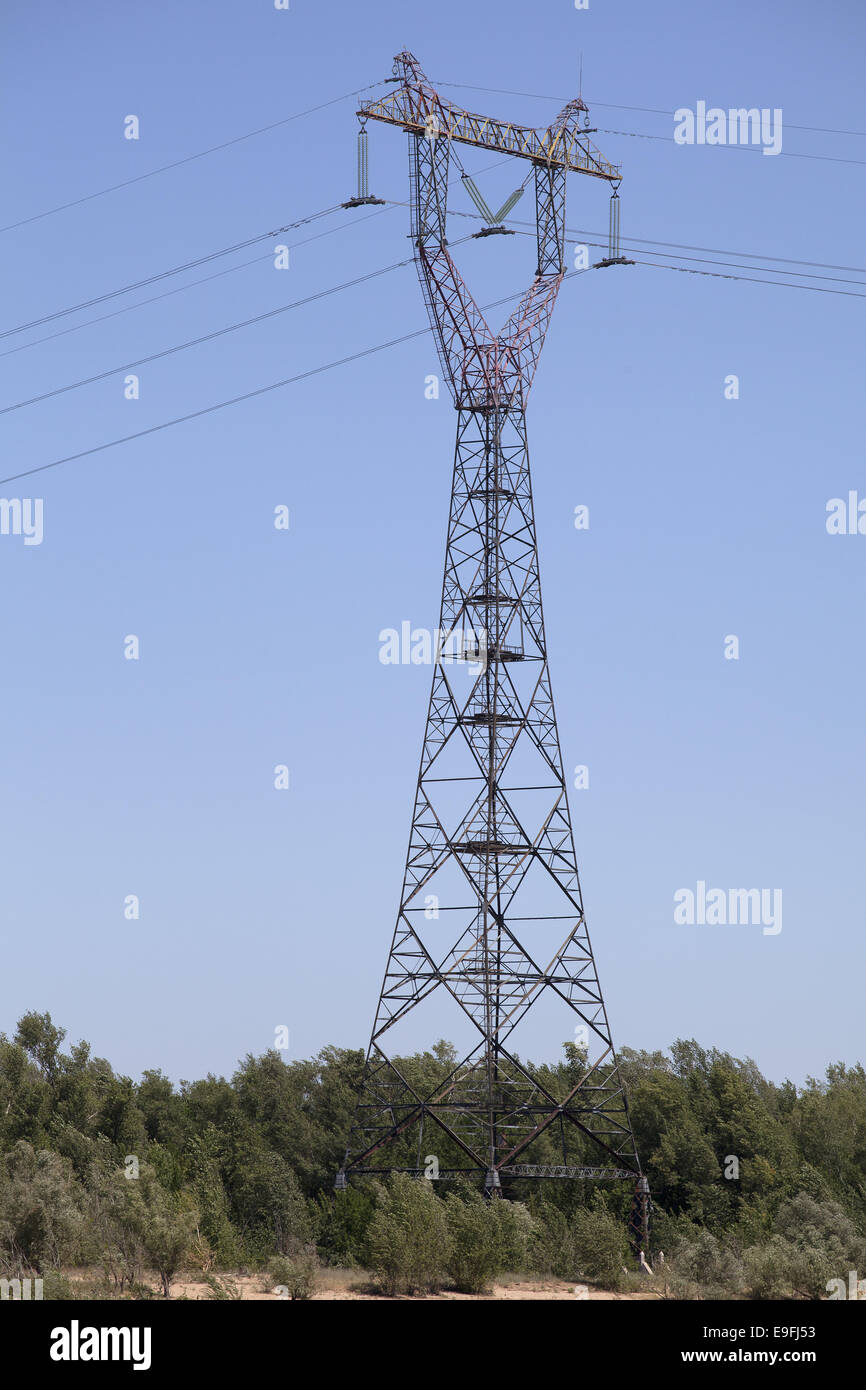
[170,1269,659,1301]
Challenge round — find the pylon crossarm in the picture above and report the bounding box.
[361,53,620,180]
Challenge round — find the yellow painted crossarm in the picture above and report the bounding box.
[359,91,620,181]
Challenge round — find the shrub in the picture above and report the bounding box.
[742,1235,810,1299]
[313,1186,375,1267]
[492,1198,536,1274]
[268,1246,319,1300]
[666,1230,744,1298]
[572,1199,629,1291]
[203,1272,243,1300]
[0,1141,86,1271]
[774,1192,866,1271]
[366,1175,450,1296]
[141,1196,198,1298]
[528,1200,575,1278]
[444,1189,503,1293]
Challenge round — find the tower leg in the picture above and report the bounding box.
[629,1174,652,1259]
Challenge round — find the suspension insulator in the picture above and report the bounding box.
[609,190,621,260]
[342,123,386,209]
[461,173,496,225]
[495,186,525,222]
[358,129,369,200]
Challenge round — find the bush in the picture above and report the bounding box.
[740,1193,866,1300]
[492,1199,536,1274]
[528,1200,575,1278]
[203,1272,243,1300]
[666,1230,744,1298]
[313,1186,375,1267]
[774,1192,866,1270]
[366,1175,450,1296]
[141,1194,198,1298]
[742,1235,810,1299]
[0,1141,85,1271]
[444,1189,503,1293]
[268,1246,319,1300]
[572,1199,629,1291]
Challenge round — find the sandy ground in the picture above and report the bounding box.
[61,1266,658,1300]
[169,1270,657,1301]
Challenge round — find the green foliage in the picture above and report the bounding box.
[444,1187,504,1293]
[742,1236,816,1299]
[366,1175,451,1296]
[1,1013,865,1300]
[0,1140,85,1271]
[314,1185,375,1266]
[187,1129,240,1265]
[527,1198,575,1278]
[88,1160,197,1297]
[741,1192,866,1300]
[492,1198,536,1274]
[137,1183,198,1298]
[665,1230,744,1299]
[202,1272,243,1300]
[572,1195,629,1290]
[267,1247,320,1300]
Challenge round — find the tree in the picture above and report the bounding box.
[366,1176,451,1296]
[14,1012,65,1081]
[572,1196,629,1290]
[314,1186,375,1266]
[186,1129,239,1265]
[444,1188,504,1293]
[141,1190,198,1298]
[0,1140,85,1272]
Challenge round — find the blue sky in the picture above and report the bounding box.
[1,0,863,1087]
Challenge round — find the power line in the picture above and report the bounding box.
[0,205,345,340]
[435,81,866,166]
[610,247,866,290]
[0,253,423,415]
[505,222,866,291]
[0,278,584,487]
[1,228,478,415]
[0,83,385,236]
[7,73,853,247]
[595,127,866,167]
[436,81,866,142]
[0,329,431,487]
[3,249,863,490]
[0,205,392,360]
[8,215,861,420]
[564,227,866,278]
[383,198,866,282]
[628,257,866,299]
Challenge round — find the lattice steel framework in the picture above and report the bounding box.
[337,54,649,1250]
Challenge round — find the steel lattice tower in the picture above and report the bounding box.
[337,54,649,1250]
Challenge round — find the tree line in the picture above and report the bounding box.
[1,1013,864,1298]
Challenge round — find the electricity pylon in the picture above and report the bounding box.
[337,53,649,1252]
